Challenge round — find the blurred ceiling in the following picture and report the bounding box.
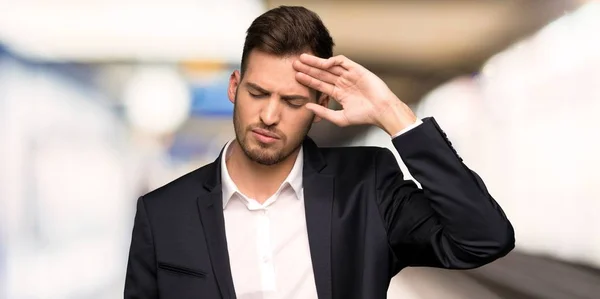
[267,0,584,103]
[0,0,265,62]
[0,0,585,106]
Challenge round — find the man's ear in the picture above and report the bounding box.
[313,93,331,123]
[228,70,241,104]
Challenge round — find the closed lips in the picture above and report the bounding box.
[252,129,279,139]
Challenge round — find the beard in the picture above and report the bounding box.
[233,98,313,166]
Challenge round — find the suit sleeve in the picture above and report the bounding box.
[375,117,515,269]
[124,196,158,298]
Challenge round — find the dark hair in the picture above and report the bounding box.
[240,6,335,76]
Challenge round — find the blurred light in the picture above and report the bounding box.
[417,76,484,159]
[418,77,482,130]
[190,79,234,117]
[479,0,600,122]
[123,66,191,135]
[434,0,600,267]
[0,0,265,62]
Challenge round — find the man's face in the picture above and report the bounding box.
[227,50,328,165]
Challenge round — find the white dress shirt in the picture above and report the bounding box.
[221,141,318,299]
[220,120,422,298]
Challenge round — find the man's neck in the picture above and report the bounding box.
[226,141,299,203]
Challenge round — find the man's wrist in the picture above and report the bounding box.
[378,100,418,136]
[391,118,423,138]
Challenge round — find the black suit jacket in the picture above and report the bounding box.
[125,117,514,299]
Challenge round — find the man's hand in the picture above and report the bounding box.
[293,53,417,136]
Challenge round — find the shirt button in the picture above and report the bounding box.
[262,256,270,263]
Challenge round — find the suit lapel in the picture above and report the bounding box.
[195,138,333,299]
[197,190,236,299]
[302,138,334,299]
[196,150,236,299]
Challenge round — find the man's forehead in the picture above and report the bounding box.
[244,78,315,98]
[244,73,312,96]
[242,50,317,96]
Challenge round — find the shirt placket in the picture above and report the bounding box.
[246,198,277,294]
[257,208,276,292]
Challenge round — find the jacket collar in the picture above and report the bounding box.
[219,140,304,208]
[201,136,327,192]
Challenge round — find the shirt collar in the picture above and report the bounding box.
[220,140,304,209]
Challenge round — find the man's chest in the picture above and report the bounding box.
[223,191,318,298]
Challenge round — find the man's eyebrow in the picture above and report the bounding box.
[246,82,310,101]
[281,94,310,101]
[246,82,270,94]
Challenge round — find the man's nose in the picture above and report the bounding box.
[259,97,281,126]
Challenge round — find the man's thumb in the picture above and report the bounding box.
[305,103,347,126]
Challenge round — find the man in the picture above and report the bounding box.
[125,6,514,299]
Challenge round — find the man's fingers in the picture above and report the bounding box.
[293,60,339,85]
[299,53,331,69]
[327,65,345,76]
[305,103,349,127]
[299,53,354,72]
[325,55,356,71]
[295,72,336,96]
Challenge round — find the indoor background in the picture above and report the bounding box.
[1,0,599,298]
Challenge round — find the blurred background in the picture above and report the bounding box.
[1,0,599,298]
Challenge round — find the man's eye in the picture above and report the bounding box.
[249,93,267,98]
[286,100,305,108]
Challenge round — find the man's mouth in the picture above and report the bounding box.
[251,128,280,143]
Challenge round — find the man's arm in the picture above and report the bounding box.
[375,117,514,269]
[292,53,514,269]
[124,197,158,298]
